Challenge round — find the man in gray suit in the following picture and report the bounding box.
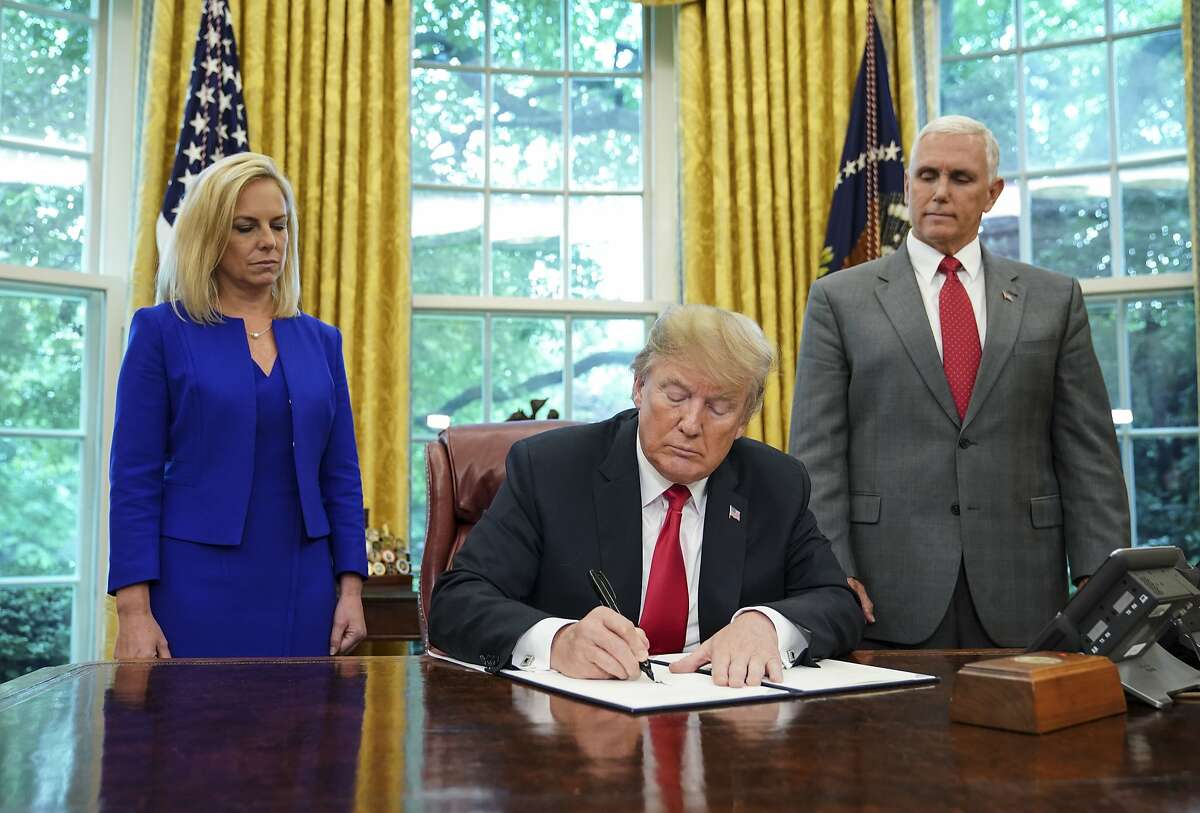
[789,114,1130,648]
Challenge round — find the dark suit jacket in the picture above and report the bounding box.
[108,302,367,593]
[429,410,863,670]
[789,244,1130,646]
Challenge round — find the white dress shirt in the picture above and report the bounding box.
[906,231,988,357]
[511,432,808,671]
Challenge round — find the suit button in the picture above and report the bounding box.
[951,503,960,516]
[958,438,971,449]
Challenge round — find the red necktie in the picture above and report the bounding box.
[938,255,981,420]
[641,485,691,655]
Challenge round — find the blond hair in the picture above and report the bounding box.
[156,152,301,323]
[632,304,776,421]
[912,115,1002,182]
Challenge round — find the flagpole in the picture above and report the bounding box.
[864,3,880,261]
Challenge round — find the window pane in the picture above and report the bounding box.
[492,0,562,70]
[1116,31,1185,161]
[412,190,483,295]
[0,148,87,271]
[411,68,485,186]
[1121,164,1191,277]
[412,314,485,427]
[571,318,643,422]
[0,586,72,683]
[0,8,91,149]
[1132,437,1199,560]
[491,193,562,298]
[1024,43,1108,170]
[491,75,563,190]
[570,0,642,72]
[1126,295,1197,428]
[1029,173,1111,278]
[940,0,1015,55]
[569,195,643,300]
[1021,0,1105,47]
[491,316,565,421]
[940,56,1018,174]
[0,437,80,578]
[979,181,1021,259]
[412,0,485,65]
[0,289,85,429]
[1086,301,1120,408]
[1114,0,1181,32]
[409,441,429,567]
[571,78,642,191]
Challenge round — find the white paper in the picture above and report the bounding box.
[651,652,937,695]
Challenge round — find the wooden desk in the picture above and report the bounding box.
[2,652,1197,811]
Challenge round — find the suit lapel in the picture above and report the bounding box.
[963,251,1025,430]
[875,246,961,426]
[593,416,645,625]
[696,456,746,641]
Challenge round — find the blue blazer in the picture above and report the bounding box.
[108,302,367,593]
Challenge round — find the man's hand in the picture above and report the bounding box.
[669,610,782,688]
[847,577,876,623]
[550,606,649,680]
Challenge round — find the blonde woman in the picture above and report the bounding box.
[109,153,367,658]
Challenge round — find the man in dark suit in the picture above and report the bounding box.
[430,305,863,686]
[789,115,1130,648]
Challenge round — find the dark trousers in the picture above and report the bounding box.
[859,561,997,649]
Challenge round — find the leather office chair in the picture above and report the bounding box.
[419,420,577,645]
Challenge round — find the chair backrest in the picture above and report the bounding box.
[419,420,577,644]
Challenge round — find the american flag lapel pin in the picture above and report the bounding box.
[729,505,741,522]
[1001,289,1017,303]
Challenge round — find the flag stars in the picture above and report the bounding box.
[201,55,220,75]
[195,84,216,106]
[189,112,209,134]
[232,127,248,147]
[218,90,232,112]
[221,63,235,84]
[205,25,221,49]
[182,142,204,164]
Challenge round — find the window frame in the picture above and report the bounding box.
[0,0,136,662]
[408,4,680,549]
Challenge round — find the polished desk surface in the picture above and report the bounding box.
[2,651,1198,811]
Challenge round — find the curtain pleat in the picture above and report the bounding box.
[676,0,918,449]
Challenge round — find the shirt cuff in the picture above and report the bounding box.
[511,617,575,671]
[734,606,810,668]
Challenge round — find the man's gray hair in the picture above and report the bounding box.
[631,304,776,422]
[912,115,1001,182]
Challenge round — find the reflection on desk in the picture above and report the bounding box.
[1,652,1198,811]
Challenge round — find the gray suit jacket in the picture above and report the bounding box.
[788,244,1130,646]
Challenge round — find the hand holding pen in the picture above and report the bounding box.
[589,569,662,684]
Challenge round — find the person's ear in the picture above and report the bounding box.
[632,376,645,408]
[984,176,1004,213]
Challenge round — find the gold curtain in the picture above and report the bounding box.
[110,0,411,653]
[674,0,918,449]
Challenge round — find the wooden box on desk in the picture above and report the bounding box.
[950,652,1126,734]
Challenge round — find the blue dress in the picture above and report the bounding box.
[149,358,338,657]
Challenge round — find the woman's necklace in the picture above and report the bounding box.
[247,324,273,340]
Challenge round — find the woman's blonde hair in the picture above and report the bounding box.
[156,152,301,323]
[631,304,777,422]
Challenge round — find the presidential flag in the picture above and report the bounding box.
[819,9,908,276]
[156,0,250,255]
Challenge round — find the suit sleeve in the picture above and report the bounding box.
[1052,280,1131,576]
[788,281,858,577]
[761,464,865,659]
[428,440,555,670]
[319,328,368,578]
[108,309,169,594]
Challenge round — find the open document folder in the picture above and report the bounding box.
[428,651,938,714]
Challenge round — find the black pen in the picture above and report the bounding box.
[588,568,660,683]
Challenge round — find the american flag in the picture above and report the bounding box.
[818,7,908,276]
[156,0,250,254]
